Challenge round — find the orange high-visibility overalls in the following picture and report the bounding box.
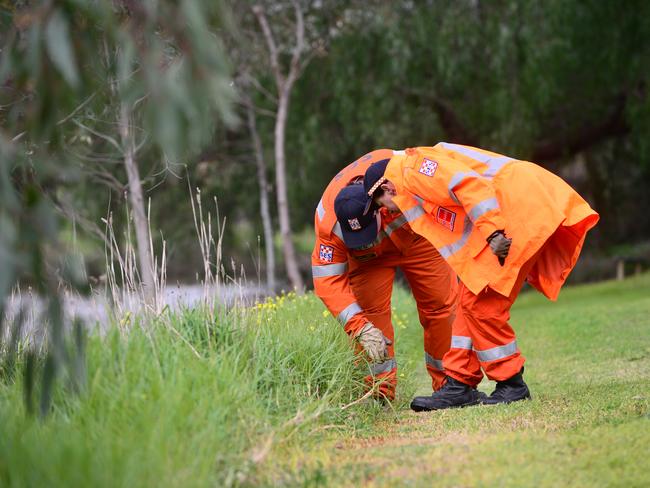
[384,143,599,386]
[312,149,458,398]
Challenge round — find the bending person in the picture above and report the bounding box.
[312,149,458,401]
[361,143,599,410]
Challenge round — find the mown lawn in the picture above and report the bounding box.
[1,275,648,487]
[283,274,650,487]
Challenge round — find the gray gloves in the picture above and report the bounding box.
[487,230,512,264]
[354,322,392,363]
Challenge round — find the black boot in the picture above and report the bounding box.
[482,368,531,405]
[410,376,485,412]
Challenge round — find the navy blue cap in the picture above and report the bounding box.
[334,185,378,248]
[363,159,390,214]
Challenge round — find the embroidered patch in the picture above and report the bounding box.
[418,158,438,177]
[436,207,456,231]
[319,244,334,263]
[348,218,361,230]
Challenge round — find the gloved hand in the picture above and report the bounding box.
[487,230,512,261]
[354,322,392,363]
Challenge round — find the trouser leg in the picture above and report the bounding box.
[401,237,458,390]
[442,282,484,388]
[350,259,397,399]
[444,253,539,384]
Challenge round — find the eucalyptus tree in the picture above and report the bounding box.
[0,0,235,414]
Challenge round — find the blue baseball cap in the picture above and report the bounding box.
[334,185,379,248]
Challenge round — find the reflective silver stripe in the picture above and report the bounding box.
[414,195,425,204]
[451,335,473,349]
[332,221,344,240]
[384,215,407,236]
[482,157,513,179]
[370,357,396,375]
[337,302,362,325]
[439,217,473,259]
[441,142,493,163]
[393,150,406,155]
[403,204,426,222]
[312,262,348,278]
[425,352,444,371]
[468,197,499,222]
[441,142,513,179]
[317,199,325,221]
[475,340,518,362]
[448,171,480,204]
[384,205,425,236]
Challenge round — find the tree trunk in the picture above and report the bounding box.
[246,102,276,292]
[119,103,156,305]
[274,86,304,291]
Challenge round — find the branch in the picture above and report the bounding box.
[73,120,123,152]
[532,93,631,163]
[289,0,305,78]
[252,4,284,88]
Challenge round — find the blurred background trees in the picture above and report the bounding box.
[2,0,649,299]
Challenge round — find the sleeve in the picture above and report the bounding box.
[311,231,368,337]
[405,154,507,240]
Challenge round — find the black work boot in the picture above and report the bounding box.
[482,367,531,405]
[410,376,485,412]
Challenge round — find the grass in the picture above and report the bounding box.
[1,275,649,487]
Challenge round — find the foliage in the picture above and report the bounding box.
[0,292,379,486]
[2,275,648,485]
[0,0,235,414]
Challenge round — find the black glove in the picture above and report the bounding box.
[487,230,512,265]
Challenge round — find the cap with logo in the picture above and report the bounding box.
[333,184,379,248]
[362,158,390,214]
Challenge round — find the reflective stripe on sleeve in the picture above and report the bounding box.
[448,171,481,204]
[370,357,397,375]
[475,340,518,362]
[439,217,473,259]
[482,157,513,178]
[337,302,362,325]
[393,150,406,155]
[468,197,500,222]
[440,142,513,179]
[316,199,325,221]
[332,221,344,240]
[312,262,348,278]
[384,205,425,236]
[425,352,444,371]
[451,335,473,349]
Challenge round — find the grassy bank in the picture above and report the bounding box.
[0,293,386,487]
[1,275,649,487]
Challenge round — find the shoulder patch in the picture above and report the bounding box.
[418,158,438,177]
[436,207,456,231]
[319,244,334,263]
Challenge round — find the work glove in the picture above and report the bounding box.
[487,230,512,264]
[354,322,392,363]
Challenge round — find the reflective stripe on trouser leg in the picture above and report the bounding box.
[474,340,518,362]
[370,357,397,376]
[337,302,362,326]
[365,358,397,400]
[451,335,472,349]
[425,352,443,371]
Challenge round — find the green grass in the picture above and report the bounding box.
[1,276,649,487]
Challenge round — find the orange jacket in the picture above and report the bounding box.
[312,149,426,336]
[385,143,599,299]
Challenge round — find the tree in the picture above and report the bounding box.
[0,0,235,413]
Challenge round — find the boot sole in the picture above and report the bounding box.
[410,398,482,412]
[481,393,532,406]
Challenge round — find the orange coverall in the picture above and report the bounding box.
[384,143,599,386]
[312,150,457,398]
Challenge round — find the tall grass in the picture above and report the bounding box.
[0,291,381,486]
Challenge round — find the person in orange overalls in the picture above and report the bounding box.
[312,149,458,401]
[362,143,599,410]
